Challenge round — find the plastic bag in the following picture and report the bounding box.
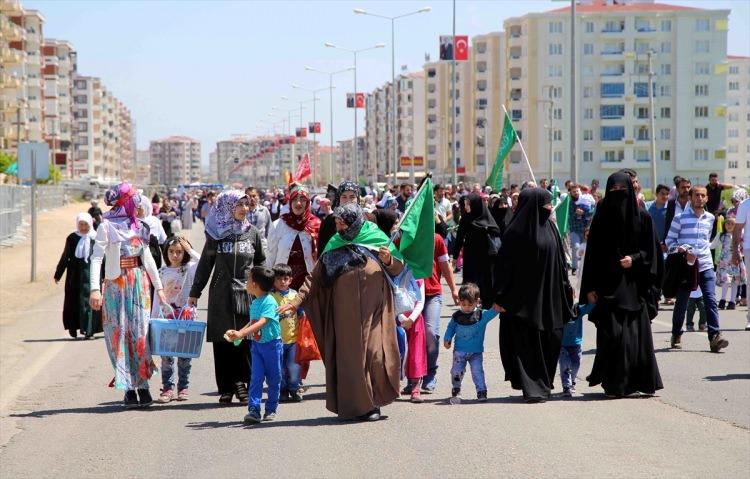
[295,316,321,363]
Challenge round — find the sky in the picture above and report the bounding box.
[25,0,750,167]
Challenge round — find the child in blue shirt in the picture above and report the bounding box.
[559,302,594,397]
[226,266,282,424]
[443,283,499,403]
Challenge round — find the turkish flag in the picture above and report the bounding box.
[292,153,311,183]
[455,35,469,61]
[355,93,365,109]
[314,122,321,133]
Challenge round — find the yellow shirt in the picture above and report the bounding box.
[271,290,302,344]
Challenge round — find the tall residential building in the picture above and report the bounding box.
[365,71,426,182]
[1,0,27,152]
[725,56,750,184]
[338,136,367,181]
[149,136,201,186]
[217,135,318,185]
[135,149,150,185]
[505,0,730,188]
[42,39,76,175]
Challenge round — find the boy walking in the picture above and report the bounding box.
[271,264,305,402]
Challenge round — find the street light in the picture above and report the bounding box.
[305,65,354,184]
[324,41,385,181]
[282,96,318,172]
[354,6,431,183]
[292,84,335,186]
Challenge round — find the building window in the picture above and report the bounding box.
[601,126,625,141]
[583,129,593,141]
[583,86,593,98]
[603,150,624,162]
[728,129,739,138]
[584,108,594,119]
[600,82,625,97]
[636,106,650,119]
[600,104,625,119]
[695,106,709,117]
[661,19,672,32]
[695,62,710,75]
[603,20,624,33]
[634,82,655,97]
[583,151,593,162]
[511,109,522,121]
[659,128,671,140]
[661,107,671,119]
[585,21,594,33]
[553,108,562,120]
[636,126,650,141]
[695,84,709,96]
[660,150,671,162]
[694,128,709,139]
[695,40,710,53]
[694,149,709,161]
[728,161,738,169]
[635,149,650,162]
[729,65,739,74]
[549,43,563,55]
[584,43,594,55]
[729,81,740,91]
[548,65,562,77]
[696,19,710,31]
[728,145,738,153]
[661,41,672,54]
[660,85,671,97]
[549,21,563,33]
[553,151,563,163]
[660,64,671,75]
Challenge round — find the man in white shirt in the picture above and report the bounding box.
[731,196,750,331]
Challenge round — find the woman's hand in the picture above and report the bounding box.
[401,318,414,330]
[277,303,295,315]
[90,290,102,311]
[378,246,392,266]
[225,329,239,341]
[493,304,506,313]
[587,291,598,304]
[187,296,198,308]
[619,256,633,269]
[156,289,167,307]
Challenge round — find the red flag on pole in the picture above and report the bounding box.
[455,35,469,61]
[291,152,311,184]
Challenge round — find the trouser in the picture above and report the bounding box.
[280,343,301,393]
[570,231,584,270]
[686,297,707,329]
[672,268,721,340]
[422,295,442,383]
[720,284,738,302]
[161,356,192,390]
[212,340,250,395]
[249,339,282,413]
[558,345,582,389]
[450,351,486,393]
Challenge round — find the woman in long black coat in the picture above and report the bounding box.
[452,194,501,307]
[579,172,663,398]
[188,190,266,404]
[54,213,102,339]
[494,188,575,402]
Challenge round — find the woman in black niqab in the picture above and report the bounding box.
[494,188,575,402]
[579,171,663,398]
[452,194,501,307]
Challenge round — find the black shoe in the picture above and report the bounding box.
[718,299,726,310]
[477,390,488,402]
[68,329,78,339]
[219,392,233,404]
[263,411,277,422]
[124,390,139,409]
[289,391,303,402]
[571,268,577,276]
[137,389,153,408]
[356,408,381,422]
[727,301,736,310]
[279,390,291,403]
[235,382,249,405]
[244,410,261,424]
[686,324,695,332]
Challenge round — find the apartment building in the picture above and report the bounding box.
[0,0,27,152]
[135,149,151,185]
[217,135,319,185]
[208,150,218,183]
[725,55,750,184]
[337,136,367,181]
[364,70,426,181]
[42,39,76,175]
[504,0,730,188]
[149,136,201,186]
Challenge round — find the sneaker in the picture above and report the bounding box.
[421,376,437,394]
[400,385,413,396]
[158,389,174,403]
[477,390,488,402]
[727,301,736,310]
[244,410,262,424]
[263,411,277,422]
[289,391,303,402]
[686,324,695,332]
[356,408,381,422]
[718,299,726,310]
[137,389,153,408]
[670,334,682,349]
[709,334,729,353]
[124,390,139,409]
[449,387,462,405]
[176,389,189,401]
[562,387,572,397]
[569,386,577,396]
[410,390,424,403]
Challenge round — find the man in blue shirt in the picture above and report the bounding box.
[665,186,729,353]
[647,184,669,246]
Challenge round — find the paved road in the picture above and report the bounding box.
[1,223,748,478]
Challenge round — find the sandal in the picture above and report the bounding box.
[235,383,249,405]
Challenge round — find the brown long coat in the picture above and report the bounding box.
[294,256,402,419]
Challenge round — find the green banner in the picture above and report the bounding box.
[486,112,517,193]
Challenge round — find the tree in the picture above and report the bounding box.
[0,152,16,174]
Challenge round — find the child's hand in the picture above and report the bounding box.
[401,318,414,329]
[225,330,239,341]
[493,303,505,313]
[443,340,451,349]
[277,303,295,315]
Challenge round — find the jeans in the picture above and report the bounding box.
[672,268,720,339]
[686,297,706,328]
[570,231,584,271]
[450,350,486,393]
[422,295,443,384]
[280,343,301,393]
[161,356,192,390]
[249,339,282,414]
[558,345,581,389]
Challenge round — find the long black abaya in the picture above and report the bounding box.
[54,233,103,338]
[579,172,663,397]
[494,188,575,401]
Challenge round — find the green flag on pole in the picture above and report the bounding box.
[396,177,435,279]
[486,111,517,193]
[555,194,571,238]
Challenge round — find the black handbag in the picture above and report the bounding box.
[228,239,250,316]
[487,231,502,256]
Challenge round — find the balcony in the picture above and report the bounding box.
[509,26,522,38]
[510,67,522,81]
[510,46,522,60]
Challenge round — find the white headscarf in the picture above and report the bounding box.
[138,194,168,244]
[74,213,96,262]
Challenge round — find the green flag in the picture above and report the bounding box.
[555,194,571,238]
[396,177,435,279]
[486,112,517,192]
[323,220,403,260]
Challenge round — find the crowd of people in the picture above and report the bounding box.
[52,170,748,422]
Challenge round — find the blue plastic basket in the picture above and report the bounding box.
[149,319,207,359]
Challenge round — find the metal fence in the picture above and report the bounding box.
[0,184,66,241]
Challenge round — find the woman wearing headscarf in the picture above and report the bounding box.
[265,185,321,290]
[494,188,575,402]
[136,194,167,270]
[55,213,102,339]
[579,172,663,398]
[89,183,166,408]
[317,181,360,253]
[279,203,403,421]
[188,190,266,404]
[159,199,177,237]
[452,193,501,307]
[372,208,399,237]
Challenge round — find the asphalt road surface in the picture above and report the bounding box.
[1,224,748,478]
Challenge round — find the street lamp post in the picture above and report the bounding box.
[293,84,334,186]
[325,41,385,181]
[353,6,431,183]
[305,66,354,185]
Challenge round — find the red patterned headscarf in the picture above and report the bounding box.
[281,185,321,259]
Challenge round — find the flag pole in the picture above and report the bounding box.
[501,104,536,185]
[387,172,432,247]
